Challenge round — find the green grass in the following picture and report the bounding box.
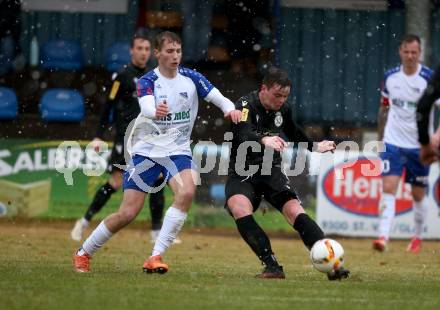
[1,221,440,310]
[38,182,312,232]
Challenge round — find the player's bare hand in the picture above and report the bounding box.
[224,110,242,124]
[420,144,439,165]
[91,138,104,152]
[317,140,336,153]
[155,100,169,118]
[430,132,440,148]
[261,136,288,152]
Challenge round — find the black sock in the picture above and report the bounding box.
[84,182,116,221]
[235,215,279,267]
[293,213,325,250]
[149,184,165,230]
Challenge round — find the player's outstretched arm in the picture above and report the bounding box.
[205,88,241,124]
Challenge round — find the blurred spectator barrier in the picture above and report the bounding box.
[40,89,84,122]
[41,40,84,71]
[0,87,18,120]
[106,42,131,73]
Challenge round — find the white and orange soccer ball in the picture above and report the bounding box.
[310,239,344,273]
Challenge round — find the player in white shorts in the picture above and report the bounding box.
[374,34,440,253]
[73,31,242,273]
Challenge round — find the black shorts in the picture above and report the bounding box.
[107,141,125,173]
[225,166,299,213]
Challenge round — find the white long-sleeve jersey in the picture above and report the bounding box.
[127,67,234,157]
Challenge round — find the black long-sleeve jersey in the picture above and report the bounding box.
[417,65,440,145]
[96,63,148,142]
[229,90,314,173]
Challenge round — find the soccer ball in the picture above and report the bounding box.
[310,239,344,273]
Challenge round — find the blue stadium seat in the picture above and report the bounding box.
[0,87,18,120]
[40,89,84,122]
[41,40,84,70]
[209,183,226,202]
[106,42,130,72]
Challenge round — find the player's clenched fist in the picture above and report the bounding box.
[224,110,242,124]
[261,136,288,152]
[91,137,104,152]
[155,100,169,118]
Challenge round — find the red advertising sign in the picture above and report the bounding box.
[322,158,413,217]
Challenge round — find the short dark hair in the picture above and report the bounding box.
[131,28,150,47]
[155,31,181,50]
[400,34,421,47]
[262,67,292,89]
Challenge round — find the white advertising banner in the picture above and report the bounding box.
[22,0,128,14]
[315,152,440,239]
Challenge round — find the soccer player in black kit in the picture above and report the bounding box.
[417,65,440,164]
[71,30,168,243]
[226,67,350,280]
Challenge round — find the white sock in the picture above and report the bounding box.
[413,197,428,238]
[378,193,396,240]
[151,206,187,257]
[80,217,89,227]
[81,221,113,256]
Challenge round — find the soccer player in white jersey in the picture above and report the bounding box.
[73,31,242,273]
[374,34,440,253]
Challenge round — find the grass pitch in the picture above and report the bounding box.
[1,220,440,310]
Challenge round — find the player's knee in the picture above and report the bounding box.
[412,192,425,202]
[118,208,139,224]
[227,197,252,219]
[382,181,398,194]
[283,205,304,224]
[179,187,195,203]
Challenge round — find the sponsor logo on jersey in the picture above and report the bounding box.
[322,158,413,217]
[391,98,417,109]
[241,108,249,122]
[274,112,283,127]
[410,86,421,93]
[158,110,191,122]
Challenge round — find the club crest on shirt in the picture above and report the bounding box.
[274,112,283,127]
[179,92,188,99]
